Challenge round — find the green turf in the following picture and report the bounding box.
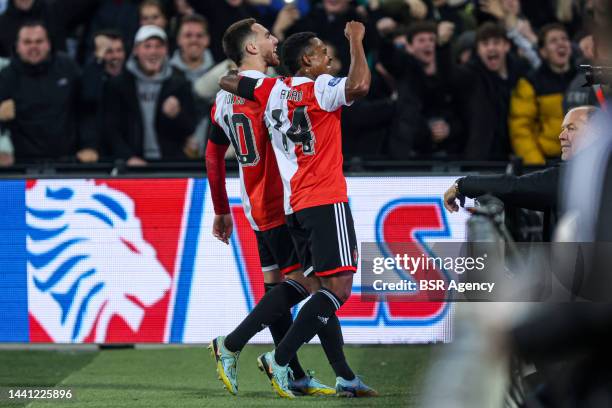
[0,345,433,408]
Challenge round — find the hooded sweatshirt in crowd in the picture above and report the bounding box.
[126,55,172,159]
[102,54,196,160]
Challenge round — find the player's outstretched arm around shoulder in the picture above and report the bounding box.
[344,21,370,103]
[218,69,242,98]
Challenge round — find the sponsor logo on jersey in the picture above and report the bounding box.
[328,77,342,87]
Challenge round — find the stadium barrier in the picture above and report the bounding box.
[0,173,482,344]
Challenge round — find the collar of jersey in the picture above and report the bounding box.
[239,69,267,79]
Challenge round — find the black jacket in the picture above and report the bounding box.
[0,0,99,58]
[0,53,83,160]
[458,166,559,240]
[456,54,530,161]
[458,166,559,211]
[380,42,463,157]
[80,59,115,155]
[188,0,257,63]
[102,67,196,160]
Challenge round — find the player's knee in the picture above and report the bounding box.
[334,286,352,303]
[322,273,353,303]
[285,269,315,293]
[263,269,282,284]
[308,277,321,293]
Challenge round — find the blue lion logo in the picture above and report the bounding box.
[27,180,171,343]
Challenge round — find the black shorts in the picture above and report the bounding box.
[255,224,301,275]
[286,202,358,277]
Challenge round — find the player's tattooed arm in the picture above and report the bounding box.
[218,74,258,101]
[344,21,371,103]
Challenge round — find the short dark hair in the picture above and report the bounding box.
[178,13,208,36]
[281,31,317,75]
[17,20,48,41]
[93,29,123,42]
[538,23,568,49]
[406,21,437,43]
[475,22,507,44]
[222,18,256,65]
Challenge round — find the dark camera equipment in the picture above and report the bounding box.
[581,65,612,86]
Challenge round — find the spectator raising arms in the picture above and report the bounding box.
[457,22,529,161]
[102,25,196,165]
[383,21,463,157]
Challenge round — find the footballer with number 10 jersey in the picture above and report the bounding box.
[208,70,300,275]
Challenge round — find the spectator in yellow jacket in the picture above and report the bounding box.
[509,23,575,165]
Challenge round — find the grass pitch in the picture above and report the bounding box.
[0,344,433,408]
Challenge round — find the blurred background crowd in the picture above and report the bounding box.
[0,0,608,167]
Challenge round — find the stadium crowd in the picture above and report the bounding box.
[0,0,607,166]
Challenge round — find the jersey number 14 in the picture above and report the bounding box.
[271,107,316,155]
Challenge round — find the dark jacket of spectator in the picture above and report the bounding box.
[458,166,559,240]
[425,0,464,35]
[188,0,256,63]
[341,73,396,158]
[84,0,140,58]
[285,3,373,76]
[80,59,114,155]
[0,0,64,57]
[519,0,585,37]
[458,166,559,211]
[102,56,196,160]
[0,52,84,160]
[383,44,463,157]
[457,53,529,161]
[0,0,99,58]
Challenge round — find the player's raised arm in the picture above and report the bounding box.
[344,21,370,103]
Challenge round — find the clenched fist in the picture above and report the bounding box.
[345,21,365,42]
[162,96,181,119]
[0,99,15,122]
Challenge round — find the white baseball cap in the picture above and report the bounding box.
[134,25,167,44]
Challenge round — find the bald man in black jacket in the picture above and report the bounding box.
[443,106,598,239]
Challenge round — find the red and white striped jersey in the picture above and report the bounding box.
[248,74,352,214]
[211,70,285,231]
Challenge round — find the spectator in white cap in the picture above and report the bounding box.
[102,24,197,165]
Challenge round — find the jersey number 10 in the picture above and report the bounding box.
[223,113,260,166]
